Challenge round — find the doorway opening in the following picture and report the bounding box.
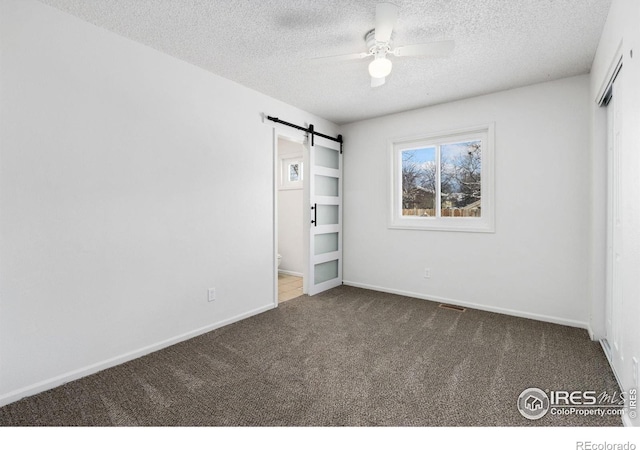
[276,136,305,303]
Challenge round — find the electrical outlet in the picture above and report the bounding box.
[424,268,431,279]
[633,357,638,385]
[208,288,216,302]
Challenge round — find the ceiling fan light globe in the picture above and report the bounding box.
[368,57,392,78]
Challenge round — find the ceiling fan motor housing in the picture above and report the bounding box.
[365,29,393,57]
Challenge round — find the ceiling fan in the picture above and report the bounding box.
[314,2,455,87]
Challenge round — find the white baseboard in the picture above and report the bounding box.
[278,269,303,277]
[0,303,275,408]
[342,280,589,330]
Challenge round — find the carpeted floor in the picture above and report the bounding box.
[0,286,622,426]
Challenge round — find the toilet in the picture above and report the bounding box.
[277,254,282,268]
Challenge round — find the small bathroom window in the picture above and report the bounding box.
[280,155,303,190]
[289,162,302,182]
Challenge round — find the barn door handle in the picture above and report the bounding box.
[311,203,317,227]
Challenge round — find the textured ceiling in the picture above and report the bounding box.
[37,0,612,125]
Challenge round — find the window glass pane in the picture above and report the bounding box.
[288,162,302,182]
[314,260,338,285]
[401,147,436,217]
[315,175,339,197]
[316,204,339,225]
[440,141,482,217]
[314,232,339,255]
[316,145,339,169]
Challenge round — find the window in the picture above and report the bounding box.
[279,155,303,190]
[288,162,302,182]
[389,124,494,232]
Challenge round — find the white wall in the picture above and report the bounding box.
[0,0,338,406]
[342,75,591,328]
[277,138,304,275]
[589,0,640,427]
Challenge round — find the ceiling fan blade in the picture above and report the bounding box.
[375,2,398,42]
[393,40,455,58]
[371,76,386,88]
[311,52,370,63]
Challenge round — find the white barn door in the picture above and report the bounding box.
[305,135,343,296]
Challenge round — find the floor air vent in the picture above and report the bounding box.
[438,304,466,312]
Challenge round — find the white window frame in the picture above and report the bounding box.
[389,123,495,233]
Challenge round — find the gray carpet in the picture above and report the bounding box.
[0,286,622,426]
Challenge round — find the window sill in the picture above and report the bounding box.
[278,184,303,191]
[388,217,495,233]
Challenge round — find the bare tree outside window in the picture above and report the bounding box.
[402,141,481,218]
[289,163,301,182]
[441,141,481,217]
[402,147,436,216]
